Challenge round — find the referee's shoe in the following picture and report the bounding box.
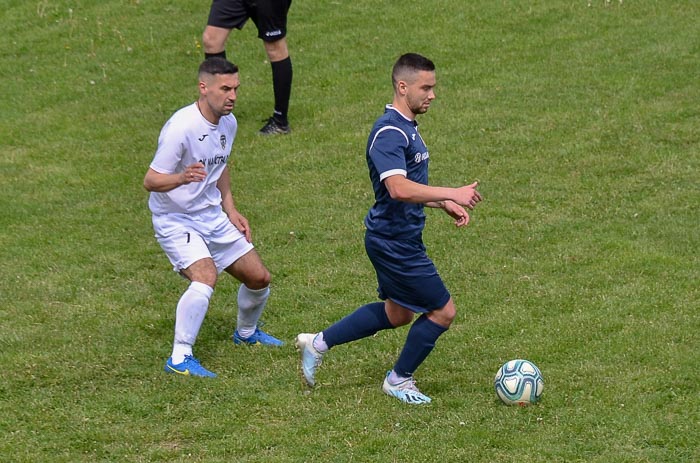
[259,117,291,135]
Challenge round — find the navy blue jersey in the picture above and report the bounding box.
[364,105,430,240]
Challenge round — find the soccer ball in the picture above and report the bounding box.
[494,359,544,406]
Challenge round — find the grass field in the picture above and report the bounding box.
[1,0,698,461]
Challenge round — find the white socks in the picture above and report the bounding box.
[170,283,270,363]
[236,284,270,339]
[171,281,214,364]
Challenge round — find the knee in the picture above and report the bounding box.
[202,30,214,49]
[245,268,271,290]
[428,302,457,328]
[202,27,225,52]
[264,39,289,62]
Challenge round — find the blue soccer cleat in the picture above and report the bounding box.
[295,333,324,387]
[382,371,432,405]
[233,328,284,346]
[164,355,217,378]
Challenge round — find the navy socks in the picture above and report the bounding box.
[322,303,448,379]
[322,302,393,348]
[393,315,447,378]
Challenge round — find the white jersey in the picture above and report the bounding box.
[148,103,238,215]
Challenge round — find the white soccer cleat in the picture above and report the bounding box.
[382,372,432,405]
[295,333,324,387]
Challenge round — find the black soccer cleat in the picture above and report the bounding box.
[259,117,291,135]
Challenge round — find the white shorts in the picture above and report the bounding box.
[152,205,254,274]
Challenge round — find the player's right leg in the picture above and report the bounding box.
[202,0,248,57]
[163,258,219,378]
[295,333,324,387]
[202,26,232,57]
[295,301,402,387]
[154,214,219,377]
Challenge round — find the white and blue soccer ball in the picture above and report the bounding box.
[494,359,544,406]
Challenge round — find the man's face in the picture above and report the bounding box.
[201,72,240,118]
[404,70,436,116]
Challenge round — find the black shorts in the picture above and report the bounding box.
[207,0,292,42]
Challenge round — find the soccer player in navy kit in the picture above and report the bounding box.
[296,53,482,404]
[144,58,284,378]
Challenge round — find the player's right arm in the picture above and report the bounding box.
[143,162,206,192]
[383,175,482,210]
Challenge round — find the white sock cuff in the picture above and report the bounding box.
[239,284,270,299]
[190,281,214,299]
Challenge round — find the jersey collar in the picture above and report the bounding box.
[385,104,418,127]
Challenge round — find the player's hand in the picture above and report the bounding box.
[182,162,206,184]
[228,209,251,242]
[453,181,482,209]
[442,200,471,227]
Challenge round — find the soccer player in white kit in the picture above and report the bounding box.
[144,58,283,378]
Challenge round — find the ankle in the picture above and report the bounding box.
[312,333,328,353]
[388,370,410,385]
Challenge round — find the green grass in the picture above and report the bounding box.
[1,0,698,461]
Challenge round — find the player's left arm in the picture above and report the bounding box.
[430,200,471,228]
[217,165,251,242]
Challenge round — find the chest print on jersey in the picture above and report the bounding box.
[413,151,430,164]
[410,128,429,164]
[220,134,226,150]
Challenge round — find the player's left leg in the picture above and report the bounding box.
[224,249,284,346]
[393,298,455,379]
[259,38,292,134]
[255,0,293,134]
[382,299,455,404]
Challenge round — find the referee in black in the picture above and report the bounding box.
[203,0,293,135]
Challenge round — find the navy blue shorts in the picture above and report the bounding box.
[207,0,292,42]
[365,232,451,314]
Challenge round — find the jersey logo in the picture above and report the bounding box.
[412,133,416,141]
[165,364,191,376]
[414,151,430,164]
[198,134,208,141]
[220,135,226,149]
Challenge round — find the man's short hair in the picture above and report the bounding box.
[392,53,435,89]
[198,57,239,78]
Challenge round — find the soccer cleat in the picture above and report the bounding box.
[164,355,217,378]
[259,117,291,135]
[382,371,432,405]
[295,333,323,387]
[233,328,284,346]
